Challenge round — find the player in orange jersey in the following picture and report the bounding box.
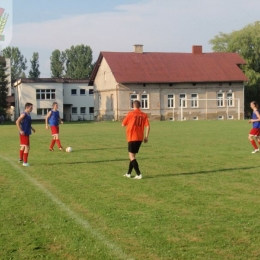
[122,100,150,179]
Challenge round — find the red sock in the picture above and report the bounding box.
[23,153,28,163]
[50,139,55,149]
[251,140,258,149]
[19,150,24,161]
[56,139,62,148]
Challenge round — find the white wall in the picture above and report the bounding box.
[63,83,94,121]
[17,82,63,120]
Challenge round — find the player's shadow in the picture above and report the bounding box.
[45,158,130,165]
[146,166,260,179]
[74,147,126,152]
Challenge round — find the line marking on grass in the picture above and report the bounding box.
[0,155,134,260]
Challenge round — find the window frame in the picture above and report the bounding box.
[80,89,86,95]
[72,107,78,114]
[130,94,138,108]
[217,93,224,107]
[36,89,56,100]
[141,94,149,109]
[191,93,199,108]
[226,92,234,107]
[71,89,77,95]
[179,93,187,108]
[167,94,175,108]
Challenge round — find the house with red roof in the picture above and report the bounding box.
[89,45,248,121]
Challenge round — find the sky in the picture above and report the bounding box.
[1,0,260,77]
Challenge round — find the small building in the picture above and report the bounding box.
[89,45,248,121]
[13,78,94,121]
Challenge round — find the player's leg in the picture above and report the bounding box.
[19,145,25,163]
[22,136,30,166]
[129,141,142,179]
[248,130,259,153]
[53,126,63,150]
[55,133,63,150]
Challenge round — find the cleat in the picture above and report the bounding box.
[134,174,142,180]
[22,163,30,167]
[49,148,54,151]
[18,159,23,163]
[123,173,131,178]
[59,147,64,151]
[252,149,259,154]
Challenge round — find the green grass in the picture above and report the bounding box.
[1,120,260,260]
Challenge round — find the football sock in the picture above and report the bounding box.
[56,139,62,148]
[251,140,258,149]
[19,150,24,161]
[23,153,28,163]
[131,159,141,175]
[50,139,55,149]
[127,161,133,174]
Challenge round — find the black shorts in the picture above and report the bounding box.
[128,141,142,153]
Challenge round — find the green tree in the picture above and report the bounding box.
[209,21,260,116]
[1,47,27,81]
[64,44,93,79]
[50,49,65,78]
[28,52,40,79]
[0,56,9,116]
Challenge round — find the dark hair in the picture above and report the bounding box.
[251,101,259,109]
[25,102,33,108]
[133,100,141,108]
[52,102,58,107]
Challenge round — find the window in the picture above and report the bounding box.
[217,93,224,107]
[36,89,55,100]
[72,107,77,114]
[80,107,86,114]
[141,94,149,109]
[191,93,198,108]
[167,94,174,108]
[89,89,94,95]
[80,89,86,95]
[179,94,186,107]
[130,94,138,108]
[228,115,234,120]
[218,115,224,120]
[89,107,94,114]
[37,108,51,115]
[71,89,77,95]
[193,116,198,120]
[227,92,233,107]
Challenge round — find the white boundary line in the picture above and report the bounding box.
[0,155,134,260]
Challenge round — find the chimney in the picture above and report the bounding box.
[192,45,202,54]
[133,44,143,53]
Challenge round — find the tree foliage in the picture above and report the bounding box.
[50,49,65,78]
[28,52,40,79]
[64,45,93,79]
[0,56,8,116]
[1,46,27,81]
[209,21,260,115]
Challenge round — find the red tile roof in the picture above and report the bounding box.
[89,51,248,84]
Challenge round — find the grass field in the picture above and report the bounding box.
[1,120,260,260]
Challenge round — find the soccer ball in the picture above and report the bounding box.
[66,147,72,153]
